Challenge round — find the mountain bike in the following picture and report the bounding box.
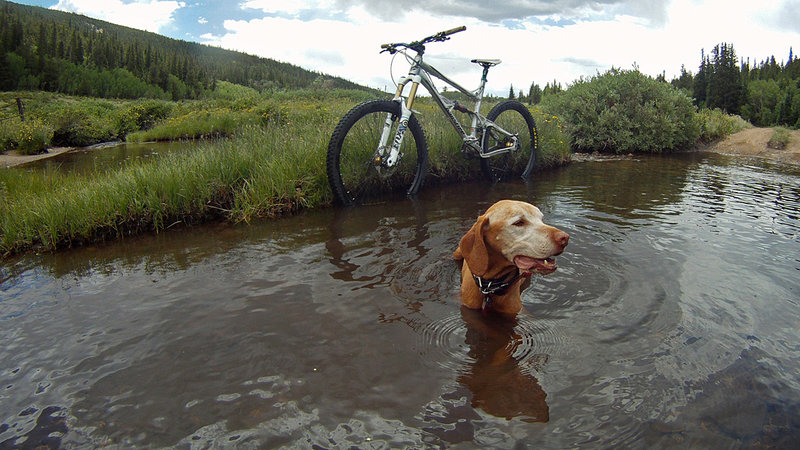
[326,26,538,205]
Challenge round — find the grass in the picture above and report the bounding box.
[0,90,571,256]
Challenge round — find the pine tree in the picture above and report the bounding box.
[706,43,744,114]
[528,82,542,104]
[693,49,708,106]
[508,84,515,99]
[671,64,693,92]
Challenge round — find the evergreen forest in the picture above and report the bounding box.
[0,0,369,100]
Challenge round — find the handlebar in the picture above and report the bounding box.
[380,26,466,54]
[439,26,467,38]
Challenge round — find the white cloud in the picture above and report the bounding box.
[197,0,796,96]
[47,0,797,96]
[53,0,185,34]
[243,0,339,15]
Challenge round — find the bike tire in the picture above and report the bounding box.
[480,100,538,182]
[327,99,429,205]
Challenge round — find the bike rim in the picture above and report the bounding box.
[484,110,532,181]
[339,110,420,203]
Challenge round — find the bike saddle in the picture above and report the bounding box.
[471,59,501,67]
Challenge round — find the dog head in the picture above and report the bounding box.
[454,200,569,278]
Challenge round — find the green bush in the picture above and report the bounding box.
[116,100,174,135]
[50,101,121,146]
[696,108,751,141]
[0,117,54,154]
[209,81,261,103]
[543,68,701,153]
[768,127,791,149]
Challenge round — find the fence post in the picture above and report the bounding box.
[16,97,25,122]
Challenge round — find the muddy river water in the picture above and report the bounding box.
[2,151,799,448]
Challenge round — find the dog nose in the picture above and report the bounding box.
[554,230,570,249]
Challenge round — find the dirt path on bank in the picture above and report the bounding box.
[702,127,800,166]
[0,147,73,168]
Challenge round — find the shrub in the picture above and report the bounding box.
[50,101,120,146]
[696,108,751,141]
[543,68,701,153]
[0,117,53,154]
[767,127,791,149]
[210,81,260,103]
[116,100,174,135]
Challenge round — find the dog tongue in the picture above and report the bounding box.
[513,255,538,271]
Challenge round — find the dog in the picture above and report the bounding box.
[453,200,569,316]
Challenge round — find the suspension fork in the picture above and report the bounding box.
[377,74,420,168]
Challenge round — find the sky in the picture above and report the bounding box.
[12,0,800,96]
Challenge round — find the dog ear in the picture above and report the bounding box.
[458,215,489,276]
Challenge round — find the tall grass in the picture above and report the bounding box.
[0,91,571,255]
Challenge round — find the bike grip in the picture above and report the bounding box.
[442,26,466,36]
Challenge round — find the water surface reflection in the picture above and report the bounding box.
[2,152,799,447]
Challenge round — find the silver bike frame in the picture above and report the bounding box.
[379,50,519,169]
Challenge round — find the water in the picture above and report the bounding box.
[15,141,202,174]
[1,152,799,448]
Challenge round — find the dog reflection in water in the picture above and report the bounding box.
[458,306,549,423]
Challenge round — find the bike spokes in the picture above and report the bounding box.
[326,100,428,205]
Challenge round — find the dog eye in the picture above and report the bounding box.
[513,219,526,226]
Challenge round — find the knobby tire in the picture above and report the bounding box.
[480,100,538,182]
[326,100,428,206]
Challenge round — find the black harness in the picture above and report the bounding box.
[471,270,531,313]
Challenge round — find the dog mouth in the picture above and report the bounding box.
[513,255,558,274]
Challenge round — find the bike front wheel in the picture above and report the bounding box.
[480,100,538,182]
[327,99,429,205]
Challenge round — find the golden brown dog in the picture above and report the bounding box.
[453,200,569,316]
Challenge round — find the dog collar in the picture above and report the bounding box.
[472,270,532,313]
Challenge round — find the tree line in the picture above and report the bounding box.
[0,0,368,100]
[517,43,800,129]
[672,43,800,128]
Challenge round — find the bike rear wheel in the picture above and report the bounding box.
[327,100,428,205]
[480,100,538,182]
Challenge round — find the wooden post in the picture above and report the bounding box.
[16,97,25,122]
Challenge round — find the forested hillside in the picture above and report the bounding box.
[0,0,370,100]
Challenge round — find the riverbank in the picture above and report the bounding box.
[700,127,800,166]
[0,147,73,168]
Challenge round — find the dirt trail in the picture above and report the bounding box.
[703,127,800,166]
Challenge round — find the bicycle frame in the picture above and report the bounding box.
[378,50,520,170]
